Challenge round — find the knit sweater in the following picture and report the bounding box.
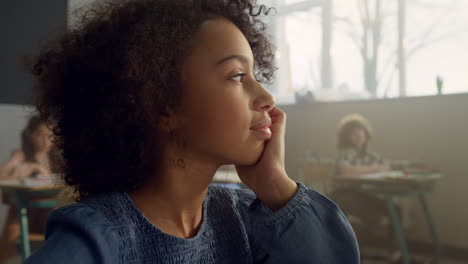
[25,183,359,264]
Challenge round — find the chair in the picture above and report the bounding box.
[299,152,334,194]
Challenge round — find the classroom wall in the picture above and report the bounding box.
[0,0,67,105]
[282,93,468,249]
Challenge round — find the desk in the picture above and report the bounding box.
[335,171,442,264]
[0,179,63,260]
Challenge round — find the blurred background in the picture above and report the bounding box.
[1,0,467,263]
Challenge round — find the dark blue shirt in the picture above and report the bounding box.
[25,182,359,263]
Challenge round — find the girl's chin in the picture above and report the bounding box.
[227,142,264,166]
[234,151,263,166]
[235,159,257,167]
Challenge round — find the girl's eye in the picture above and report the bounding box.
[230,73,247,82]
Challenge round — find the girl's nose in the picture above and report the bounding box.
[253,83,275,112]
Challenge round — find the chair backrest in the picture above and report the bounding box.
[301,161,334,194]
[303,161,333,183]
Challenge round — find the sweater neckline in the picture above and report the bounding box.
[122,189,211,243]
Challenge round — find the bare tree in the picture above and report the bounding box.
[335,0,386,97]
[360,0,382,97]
[336,0,461,98]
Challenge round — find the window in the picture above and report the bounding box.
[406,0,468,97]
[265,0,468,103]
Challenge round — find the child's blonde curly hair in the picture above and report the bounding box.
[337,113,373,150]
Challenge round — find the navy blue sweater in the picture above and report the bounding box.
[25,182,359,263]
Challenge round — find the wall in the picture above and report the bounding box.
[282,93,468,249]
[0,0,67,104]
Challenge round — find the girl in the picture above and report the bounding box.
[331,113,394,248]
[335,113,389,177]
[25,0,359,263]
[0,115,52,180]
[0,115,52,263]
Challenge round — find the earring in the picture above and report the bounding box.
[174,158,185,168]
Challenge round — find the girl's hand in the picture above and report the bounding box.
[235,107,297,210]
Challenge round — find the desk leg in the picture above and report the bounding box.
[385,195,411,264]
[419,194,441,263]
[17,207,31,260]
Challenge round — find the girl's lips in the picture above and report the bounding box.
[250,118,272,139]
[250,119,272,130]
[251,126,272,139]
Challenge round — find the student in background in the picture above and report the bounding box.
[330,113,394,245]
[335,113,389,177]
[0,115,53,263]
[0,115,51,180]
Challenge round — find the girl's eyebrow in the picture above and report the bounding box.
[214,55,251,67]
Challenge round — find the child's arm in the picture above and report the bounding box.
[336,149,390,177]
[0,150,24,179]
[9,162,50,179]
[338,162,390,177]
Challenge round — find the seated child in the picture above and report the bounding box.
[0,115,52,263]
[330,113,398,245]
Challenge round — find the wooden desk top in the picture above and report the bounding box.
[0,179,64,191]
[334,171,442,194]
[335,171,442,184]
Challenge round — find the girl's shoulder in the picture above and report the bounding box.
[207,185,256,207]
[207,182,340,209]
[48,201,109,229]
[49,192,134,230]
[80,192,139,225]
[27,200,120,264]
[208,183,344,224]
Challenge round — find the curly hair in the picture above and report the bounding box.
[336,113,373,150]
[28,0,276,201]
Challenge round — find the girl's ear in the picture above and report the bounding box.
[159,106,178,133]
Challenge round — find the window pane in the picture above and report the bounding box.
[406,0,468,96]
[267,0,468,103]
[269,4,321,104]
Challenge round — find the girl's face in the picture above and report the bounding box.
[31,124,52,153]
[176,18,274,166]
[349,127,367,150]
